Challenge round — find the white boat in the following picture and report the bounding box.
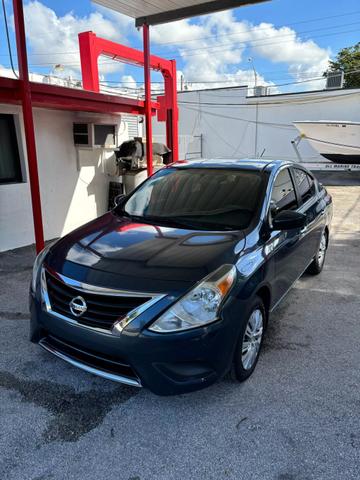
[293,121,360,164]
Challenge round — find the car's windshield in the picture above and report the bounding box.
[122,167,263,231]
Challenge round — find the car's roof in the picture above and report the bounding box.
[170,158,291,172]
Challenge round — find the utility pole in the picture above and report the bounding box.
[248,57,259,158]
[180,74,184,92]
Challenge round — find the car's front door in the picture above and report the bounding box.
[267,167,305,306]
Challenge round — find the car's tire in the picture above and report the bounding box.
[307,230,328,275]
[229,297,266,383]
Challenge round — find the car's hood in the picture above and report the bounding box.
[47,212,246,293]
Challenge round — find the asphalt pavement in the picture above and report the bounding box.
[0,184,359,480]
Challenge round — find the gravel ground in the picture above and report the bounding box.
[0,185,359,480]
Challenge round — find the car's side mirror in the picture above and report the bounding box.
[114,194,126,207]
[272,210,306,230]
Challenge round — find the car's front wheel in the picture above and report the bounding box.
[230,298,265,382]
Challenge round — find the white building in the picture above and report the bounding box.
[2,79,360,253]
[153,86,360,168]
[0,82,143,252]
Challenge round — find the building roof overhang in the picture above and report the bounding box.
[93,0,269,27]
[0,76,158,115]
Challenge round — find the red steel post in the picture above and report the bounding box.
[143,24,153,176]
[79,31,100,92]
[166,59,179,162]
[13,0,44,253]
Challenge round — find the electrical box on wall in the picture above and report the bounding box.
[73,123,117,148]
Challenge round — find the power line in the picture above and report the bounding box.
[16,25,358,67]
[0,17,358,61]
[99,68,359,86]
[154,20,360,56]
[0,8,357,60]
[98,69,360,90]
[153,9,360,46]
[1,0,18,78]
[154,27,360,60]
[179,90,360,108]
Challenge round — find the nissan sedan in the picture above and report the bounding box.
[30,159,332,395]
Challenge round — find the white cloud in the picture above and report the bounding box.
[247,22,330,90]
[21,1,134,79]
[13,2,331,93]
[0,65,17,79]
[121,74,137,89]
[152,11,246,89]
[151,10,330,92]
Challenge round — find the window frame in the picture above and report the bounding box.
[269,166,299,216]
[289,166,318,208]
[0,113,23,185]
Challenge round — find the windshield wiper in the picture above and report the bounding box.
[144,215,238,231]
[118,211,198,229]
[143,215,206,229]
[120,211,239,231]
[171,207,252,217]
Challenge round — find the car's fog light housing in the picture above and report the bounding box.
[31,244,52,293]
[148,265,236,333]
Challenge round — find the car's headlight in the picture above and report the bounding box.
[31,245,51,292]
[148,265,236,333]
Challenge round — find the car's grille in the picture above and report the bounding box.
[40,334,141,386]
[45,271,152,331]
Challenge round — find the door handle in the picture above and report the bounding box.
[300,226,307,234]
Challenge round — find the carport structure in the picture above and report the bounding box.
[8,0,268,254]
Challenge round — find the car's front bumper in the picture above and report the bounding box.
[30,291,241,395]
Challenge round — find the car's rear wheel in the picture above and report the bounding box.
[307,230,328,275]
[230,298,265,382]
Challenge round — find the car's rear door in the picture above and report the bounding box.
[290,167,325,264]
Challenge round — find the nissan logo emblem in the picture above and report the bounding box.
[69,296,87,317]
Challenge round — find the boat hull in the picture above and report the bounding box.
[293,121,360,164]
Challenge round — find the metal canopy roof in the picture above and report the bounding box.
[93,0,269,26]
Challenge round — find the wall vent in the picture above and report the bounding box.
[122,114,140,138]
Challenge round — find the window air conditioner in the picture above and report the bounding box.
[73,123,117,148]
[325,71,344,90]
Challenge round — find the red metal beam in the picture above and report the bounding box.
[143,24,153,177]
[0,76,159,115]
[78,31,179,164]
[79,31,173,93]
[30,82,159,115]
[13,0,44,253]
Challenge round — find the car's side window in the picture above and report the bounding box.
[270,168,298,214]
[293,168,316,204]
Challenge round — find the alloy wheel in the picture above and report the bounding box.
[242,308,264,370]
[317,232,327,267]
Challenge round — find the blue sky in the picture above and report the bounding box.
[0,0,359,92]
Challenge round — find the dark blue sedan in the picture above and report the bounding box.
[30,159,332,395]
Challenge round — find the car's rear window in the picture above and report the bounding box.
[123,167,263,230]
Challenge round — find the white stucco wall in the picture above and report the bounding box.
[0,105,128,252]
[153,87,360,164]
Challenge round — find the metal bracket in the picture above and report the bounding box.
[291,134,304,162]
